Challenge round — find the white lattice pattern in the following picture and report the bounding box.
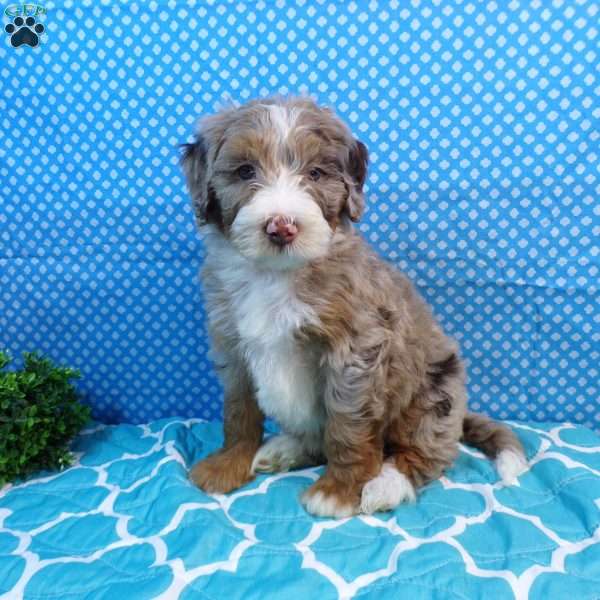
[1,419,599,598]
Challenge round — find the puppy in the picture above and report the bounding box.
[181,96,526,518]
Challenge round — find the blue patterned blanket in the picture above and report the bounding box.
[1,0,598,430]
[1,419,599,599]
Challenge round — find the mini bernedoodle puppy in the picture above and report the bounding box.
[181,96,527,518]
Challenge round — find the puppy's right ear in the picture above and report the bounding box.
[181,136,212,226]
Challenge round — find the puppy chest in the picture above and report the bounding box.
[248,340,324,436]
[228,273,324,435]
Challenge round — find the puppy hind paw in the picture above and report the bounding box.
[360,463,416,515]
[251,434,310,474]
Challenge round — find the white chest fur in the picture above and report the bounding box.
[208,241,324,438]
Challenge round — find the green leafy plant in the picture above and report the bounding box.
[0,350,91,487]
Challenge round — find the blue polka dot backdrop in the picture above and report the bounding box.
[0,0,597,426]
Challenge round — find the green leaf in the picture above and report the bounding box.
[0,349,91,485]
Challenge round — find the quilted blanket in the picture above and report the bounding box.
[1,419,599,600]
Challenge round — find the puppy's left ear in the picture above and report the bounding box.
[343,139,369,222]
[180,136,210,226]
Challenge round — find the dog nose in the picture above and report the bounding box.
[265,215,298,246]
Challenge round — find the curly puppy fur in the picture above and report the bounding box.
[182,96,526,517]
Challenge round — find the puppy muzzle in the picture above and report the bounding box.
[265,215,298,246]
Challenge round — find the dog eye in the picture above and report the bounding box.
[237,164,256,180]
[308,168,323,181]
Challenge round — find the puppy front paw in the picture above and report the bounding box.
[301,476,359,518]
[190,444,256,494]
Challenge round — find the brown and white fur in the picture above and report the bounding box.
[181,96,527,518]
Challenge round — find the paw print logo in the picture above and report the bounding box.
[4,16,44,48]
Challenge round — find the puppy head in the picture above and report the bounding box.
[181,97,368,269]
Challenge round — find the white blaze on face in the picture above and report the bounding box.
[266,104,294,142]
[230,168,333,269]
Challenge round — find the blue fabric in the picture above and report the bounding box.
[0,0,598,427]
[1,418,599,598]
